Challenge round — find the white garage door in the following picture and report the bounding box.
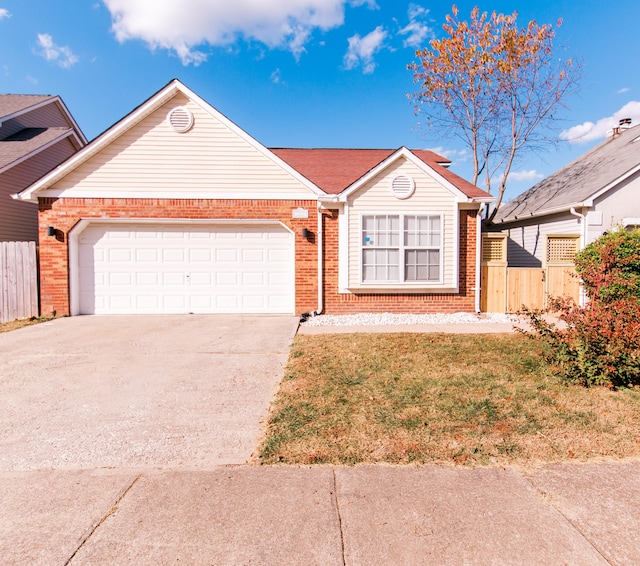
[77,223,294,314]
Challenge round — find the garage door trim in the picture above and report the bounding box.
[68,218,295,316]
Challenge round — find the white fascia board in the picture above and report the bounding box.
[582,163,640,206]
[51,97,88,145]
[35,189,318,201]
[337,147,477,203]
[495,202,587,224]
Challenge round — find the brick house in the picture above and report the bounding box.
[0,94,86,242]
[15,80,492,317]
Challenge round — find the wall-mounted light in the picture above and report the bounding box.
[302,228,312,241]
[47,226,56,237]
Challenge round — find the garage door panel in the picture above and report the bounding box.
[78,223,294,314]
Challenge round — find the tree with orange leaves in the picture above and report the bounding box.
[408,6,580,222]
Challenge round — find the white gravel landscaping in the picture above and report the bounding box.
[300,312,520,326]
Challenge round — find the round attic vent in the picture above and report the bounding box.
[390,174,415,199]
[167,106,194,133]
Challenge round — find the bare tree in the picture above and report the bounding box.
[408,5,580,222]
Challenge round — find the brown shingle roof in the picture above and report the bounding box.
[0,94,54,120]
[0,127,71,170]
[270,148,489,199]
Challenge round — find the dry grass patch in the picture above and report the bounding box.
[0,316,55,334]
[259,333,640,466]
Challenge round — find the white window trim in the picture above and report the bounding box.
[358,212,445,287]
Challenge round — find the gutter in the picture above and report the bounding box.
[496,202,586,224]
[569,206,587,307]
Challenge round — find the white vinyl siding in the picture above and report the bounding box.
[348,158,457,289]
[44,93,313,199]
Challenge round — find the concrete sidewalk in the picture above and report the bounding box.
[2,461,638,565]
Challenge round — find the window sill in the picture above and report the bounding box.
[346,284,457,294]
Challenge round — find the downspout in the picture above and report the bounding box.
[475,206,483,313]
[569,207,587,249]
[315,204,324,316]
[569,207,587,307]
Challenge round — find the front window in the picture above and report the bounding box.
[361,214,442,283]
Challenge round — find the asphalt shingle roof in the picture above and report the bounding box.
[270,147,490,199]
[0,94,54,120]
[495,124,640,223]
[0,127,71,170]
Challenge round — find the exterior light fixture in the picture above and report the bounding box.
[47,226,56,237]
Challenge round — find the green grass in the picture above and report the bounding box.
[258,333,640,467]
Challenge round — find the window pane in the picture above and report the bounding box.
[405,249,440,281]
[428,250,440,280]
[362,248,399,282]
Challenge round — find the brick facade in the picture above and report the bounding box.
[320,209,477,314]
[38,198,478,317]
[38,197,319,317]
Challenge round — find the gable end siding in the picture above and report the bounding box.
[44,94,315,199]
[347,158,458,288]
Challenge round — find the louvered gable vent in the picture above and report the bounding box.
[390,174,415,199]
[167,106,194,133]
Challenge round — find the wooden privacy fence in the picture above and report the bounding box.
[0,241,39,323]
[480,234,581,313]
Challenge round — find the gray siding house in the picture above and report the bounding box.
[0,95,86,241]
[490,122,640,269]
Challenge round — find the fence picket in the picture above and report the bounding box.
[0,241,39,323]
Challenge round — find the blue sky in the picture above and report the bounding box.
[1,0,639,202]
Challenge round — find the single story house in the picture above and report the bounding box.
[490,121,640,269]
[0,94,86,241]
[15,79,492,317]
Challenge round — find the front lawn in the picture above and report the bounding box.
[258,333,640,466]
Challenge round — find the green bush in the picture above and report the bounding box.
[523,228,640,388]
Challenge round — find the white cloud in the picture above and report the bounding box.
[399,4,432,48]
[103,0,370,65]
[560,101,640,143]
[36,34,79,68]
[505,169,544,183]
[270,68,282,84]
[617,87,630,94]
[343,25,387,74]
[0,8,10,20]
[426,146,470,163]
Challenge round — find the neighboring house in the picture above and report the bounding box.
[0,94,86,241]
[491,121,640,268]
[15,79,492,317]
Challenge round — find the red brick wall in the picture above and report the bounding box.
[38,198,478,317]
[38,197,318,316]
[321,209,478,314]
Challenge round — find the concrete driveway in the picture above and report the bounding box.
[0,315,298,470]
